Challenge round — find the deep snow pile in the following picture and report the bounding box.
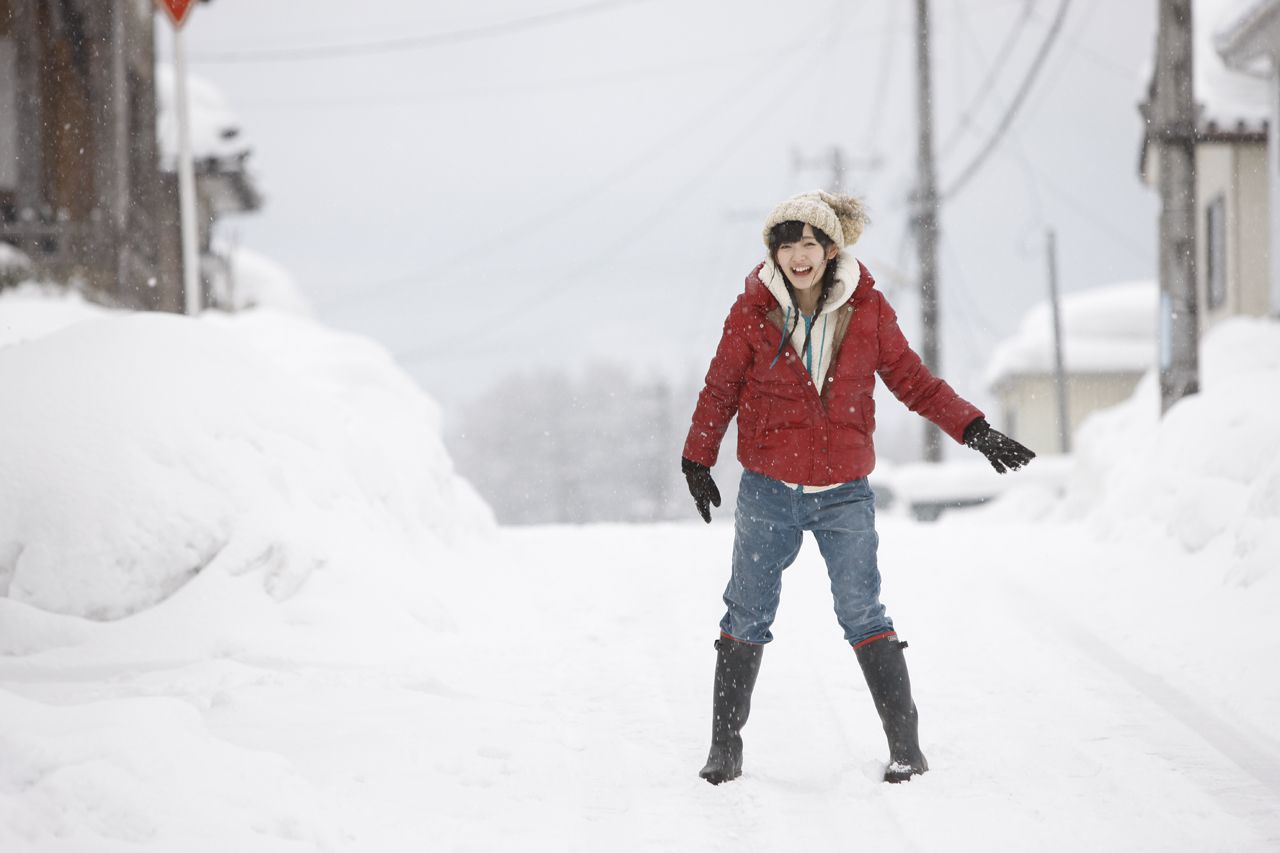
[1052,317,1280,587]
[0,285,492,649]
[1,289,1278,851]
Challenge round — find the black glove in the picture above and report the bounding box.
[681,457,721,523]
[964,417,1035,474]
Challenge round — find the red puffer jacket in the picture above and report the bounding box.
[683,260,983,485]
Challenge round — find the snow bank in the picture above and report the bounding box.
[0,282,111,347]
[0,689,337,851]
[1054,317,1280,585]
[220,246,311,315]
[0,289,493,645]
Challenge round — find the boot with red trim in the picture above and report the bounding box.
[854,633,929,783]
[699,635,763,785]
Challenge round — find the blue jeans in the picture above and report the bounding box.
[719,469,893,646]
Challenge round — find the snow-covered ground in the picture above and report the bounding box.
[1,287,1278,851]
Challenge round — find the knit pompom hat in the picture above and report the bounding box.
[761,190,869,249]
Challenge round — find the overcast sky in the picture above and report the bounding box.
[165,0,1161,445]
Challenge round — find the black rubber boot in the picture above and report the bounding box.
[855,633,929,783]
[699,635,764,785]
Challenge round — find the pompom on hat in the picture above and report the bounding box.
[761,190,869,249]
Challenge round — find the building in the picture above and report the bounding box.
[1139,0,1276,333]
[153,63,262,309]
[985,281,1157,456]
[0,0,258,311]
[1215,0,1280,315]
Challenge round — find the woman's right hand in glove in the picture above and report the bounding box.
[681,457,721,523]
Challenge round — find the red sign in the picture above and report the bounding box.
[156,0,196,27]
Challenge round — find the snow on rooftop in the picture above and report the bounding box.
[1197,0,1273,128]
[984,280,1156,389]
[155,64,252,168]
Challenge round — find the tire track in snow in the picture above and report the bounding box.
[1004,576,1280,842]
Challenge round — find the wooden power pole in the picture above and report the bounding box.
[913,0,943,461]
[1154,0,1200,413]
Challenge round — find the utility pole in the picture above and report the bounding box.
[1154,0,1199,413]
[1046,229,1071,454]
[913,0,943,461]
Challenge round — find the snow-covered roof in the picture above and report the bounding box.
[154,64,252,169]
[985,280,1157,389]
[1214,0,1280,75]
[1196,0,1272,131]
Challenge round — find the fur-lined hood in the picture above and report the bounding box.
[754,252,864,316]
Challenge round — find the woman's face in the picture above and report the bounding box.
[774,224,838,291]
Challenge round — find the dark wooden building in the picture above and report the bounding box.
[1,0,258,312]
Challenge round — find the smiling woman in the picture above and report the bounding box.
[680,189,1035,785]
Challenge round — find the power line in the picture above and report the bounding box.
[313,33,812,310]
[940,0,1072,202]
[1012,145,1149,262]
[392,27,844,367]
[227,49,772,112]
[938,0,1034,159]
[1012,0,1109,129]
[861,0,901,156]
[190,0,656,64]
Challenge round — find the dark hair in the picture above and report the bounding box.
[766,220,840,361]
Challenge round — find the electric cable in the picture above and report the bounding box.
[391,39,834,366]
[940,0,1072,201]
[190,0,658,64]
[860,0,901,158]
[1012,0,1108,129]
[228,48,777,112]
[938,0,1034,159]
[313,32,812,310]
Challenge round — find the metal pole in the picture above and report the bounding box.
[1154,0,1199,413]
[913,0,943,461]
[173,24,201,315]
[1046,229,1071,453]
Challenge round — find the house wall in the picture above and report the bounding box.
[0,0,176,309]
[1194,140,1271,332]
[1236,144,1272,317]
[996,372,1145,456]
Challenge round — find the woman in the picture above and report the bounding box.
[681,190,1034,784]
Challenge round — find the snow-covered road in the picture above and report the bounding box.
[6,516,1277,852]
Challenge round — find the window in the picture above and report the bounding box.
[1206,195,1227,311]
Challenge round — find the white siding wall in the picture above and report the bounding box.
[997,373,1146,456]
[1237,145,1273,317]
[1194,140,1271,331]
